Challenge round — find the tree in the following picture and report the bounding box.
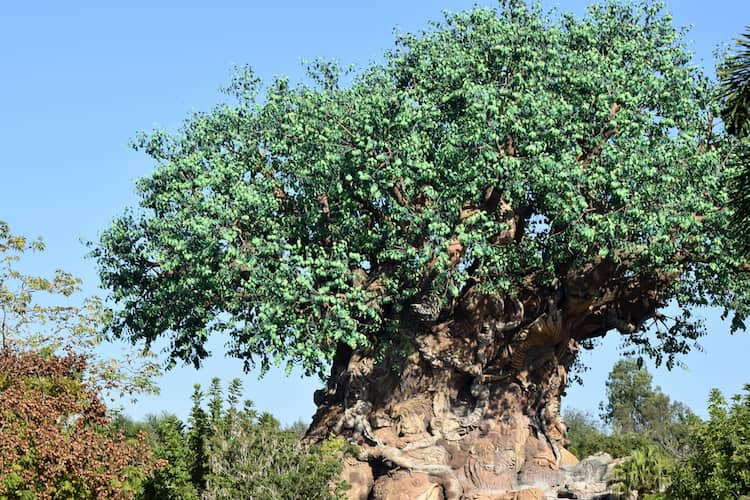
[600,358,697,458]
[602,359,695,458]
[207,377,224,427]
[0,221,160,400]
[139,414,199,500]
[667,386,750,499]
[94,1,750,496]
[187,384,210,493]
[719,28,750,250]
[601,358,664,434]
[0,349,155,499]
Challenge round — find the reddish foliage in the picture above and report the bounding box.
[0,348,154,499]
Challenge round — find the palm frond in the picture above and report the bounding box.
[731,145,750,250]
[720,28,750,137]
[721,29,750,252]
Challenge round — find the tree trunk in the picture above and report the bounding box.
[308,288,592,499]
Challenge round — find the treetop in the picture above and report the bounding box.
[95,0,749,376]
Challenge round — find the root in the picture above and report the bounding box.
[535,397,561,467]
[363,445,453,475]
[363,445,464,499]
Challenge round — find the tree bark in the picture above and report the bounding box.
[307,285,602,499]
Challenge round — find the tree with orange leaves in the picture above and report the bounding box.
[0,349,155,499]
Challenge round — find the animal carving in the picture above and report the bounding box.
[391,396,433,436]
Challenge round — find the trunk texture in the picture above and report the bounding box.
[309,258,662,498]
[307,289,597,499]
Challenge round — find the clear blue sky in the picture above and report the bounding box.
[2,0,749,426]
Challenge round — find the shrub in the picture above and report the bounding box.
[0,349,155,499]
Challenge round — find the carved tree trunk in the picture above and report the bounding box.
[307,262,661,499]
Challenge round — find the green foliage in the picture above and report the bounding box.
[187,384,210,492]
[568,361,750,497]
[0,221,160,400]
[566,358,697,472]
[667,386,750,499]
[140,414,199,500]
[599,358,697,457]
[720,28,750,138]
[609,444,674,499]
[600,358,663,434]
[131,379,348,499]
[95,1,750,376]
[204,411,349,499]
[563,409,608,458]
[719,29,750,254]
[202,380,349,500]
[208,377,224,426]
[564,409,653,459]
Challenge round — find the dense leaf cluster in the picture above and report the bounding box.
[609,444,674,499]
[129,378,350,500]
[667,386,750,499]
[95,0,749,376]
[0,349,154,499]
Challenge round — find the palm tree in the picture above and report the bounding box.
[720,28,750,253]
[609,445,673,499]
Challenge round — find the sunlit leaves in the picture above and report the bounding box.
[96,1,749,376]
[667,386,750,498]
[0,221,160,399]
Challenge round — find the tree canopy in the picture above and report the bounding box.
[95,0,749,377]
[667,385,750,499]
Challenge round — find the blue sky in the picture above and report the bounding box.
[2,0,750,426]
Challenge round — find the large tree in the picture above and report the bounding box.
[95,1,750,497]
[600,358,696,458]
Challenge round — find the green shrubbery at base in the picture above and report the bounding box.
[566,359,750,499]
[125,377,353,500]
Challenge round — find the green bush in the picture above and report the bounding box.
[565,409,653,459]
[609,444,674,499]
[667,386,750,499]
[203,396,351,499]
[133,378,352,499]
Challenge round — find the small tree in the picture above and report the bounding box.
[667,386,750,499]
[207,377,224,427]
[140,414,198,500]
[0,349,155,499]
[187,384,210,493]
